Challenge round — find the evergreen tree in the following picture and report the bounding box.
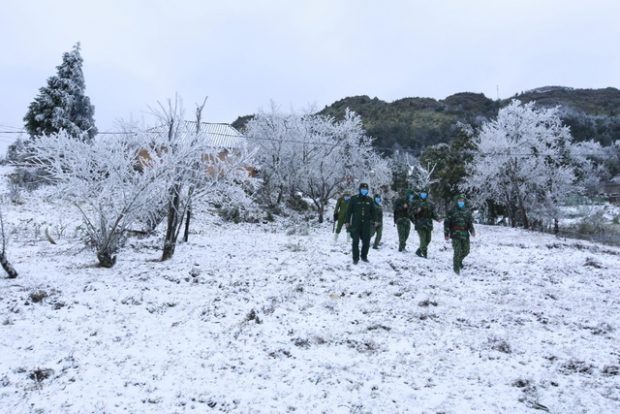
[421,123,476,210]
[24,43,97,140]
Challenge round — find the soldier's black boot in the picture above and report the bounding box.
[415,248,423,258]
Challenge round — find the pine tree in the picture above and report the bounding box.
[24,43,97,140]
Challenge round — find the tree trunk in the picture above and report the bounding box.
[96,251,116,268]
[162,186,181,261]
[522,209,529,229]
[554,218,559,235]
[183,204,191,243]
[0,252,18,278]
[318,203,324,223]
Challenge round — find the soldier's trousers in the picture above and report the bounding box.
[452,238,470,274]
[335,220,346,234]
[396,218,411,250]
[371,225,383,248]
[351,229,371,261]
[416,229,432,256]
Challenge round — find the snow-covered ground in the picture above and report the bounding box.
[1,181,619,413]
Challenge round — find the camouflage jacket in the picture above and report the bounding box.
[412,199,439,230]
[374,202,383,225]
[444,207,475,240]
[393,197,413,223]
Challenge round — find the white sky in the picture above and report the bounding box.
[1,0,619,131]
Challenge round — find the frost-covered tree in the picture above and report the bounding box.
[148,97,256,260]
[604,140,620,177]
[0,207,18,278]
[390,151,436,195]
[243,103,304,207]
[468,100,582,229]
[24,43,97,140]
[30,132,170,267]
[298,110,389,222]
[246,108,388,222]
[570,140,609,194]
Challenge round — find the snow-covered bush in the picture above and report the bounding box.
[6,167,51,192]
[4,137,51,192]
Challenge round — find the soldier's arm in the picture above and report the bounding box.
[409,205,416,224]
[333,199,340,220]
[345,198,355,225]
[371,199,377,222]
[393,200,400,223]
[443,212,451,238]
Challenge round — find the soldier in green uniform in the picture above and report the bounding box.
[393,190,415,252]
[371,194,383,249]
[444,194,476,274]
[333,191,352,242]
[346,183,377,264]
[411,188,439,258]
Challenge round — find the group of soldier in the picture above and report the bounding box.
[332,182,476,274]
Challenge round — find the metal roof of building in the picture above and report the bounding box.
[146,121,246,149]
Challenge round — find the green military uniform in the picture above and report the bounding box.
[393,191,414,252]
[411,191,439,258]
[371,194,383,249]
[333,193,351,236]
[346,183,377,263]
[444,194,475,274]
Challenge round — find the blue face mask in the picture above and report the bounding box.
[420,193,428,199]
[407,195,413,202]
[375,198,381,205]
[457,200,465,209]
[360,189,369,196]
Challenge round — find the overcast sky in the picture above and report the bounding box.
[1,0,619,132]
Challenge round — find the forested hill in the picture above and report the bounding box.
[232,86,620,153]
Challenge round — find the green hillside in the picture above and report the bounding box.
[233,86,620,153]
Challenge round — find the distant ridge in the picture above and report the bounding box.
[233,86,620,153]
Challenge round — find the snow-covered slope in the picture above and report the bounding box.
[0,191,619,413]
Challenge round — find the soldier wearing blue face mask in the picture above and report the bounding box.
[411,188,439,258]
[345,182,376,264]
[393,190,415,252]
[444,194,476,274]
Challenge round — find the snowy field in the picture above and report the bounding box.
[1,181,620,413]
